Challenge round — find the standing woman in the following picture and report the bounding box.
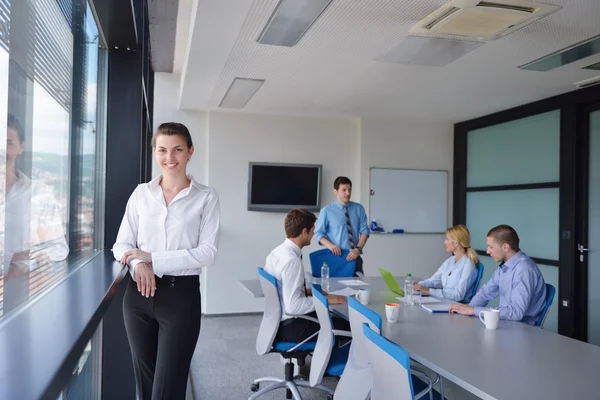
[113,122,220,399]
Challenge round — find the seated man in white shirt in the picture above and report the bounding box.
[265,208,349,343]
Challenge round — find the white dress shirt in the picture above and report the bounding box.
[419,255,477,302]
[112,175,220,279]
[264,239,314,320]
[1,170,69,269]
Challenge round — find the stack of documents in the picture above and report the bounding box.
[329,287,359,296]
[421,304,450,313]
[338,280,368,286]
[396,296,441,304]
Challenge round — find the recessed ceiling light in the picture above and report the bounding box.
[219,78,265,109]
[573,76,600,89]
[520,35,600,72]
[583,61,600,71]
[257,0,333,47]
[377,36,483,67]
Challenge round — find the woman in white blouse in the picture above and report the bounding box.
[414,225,478,302]
[113,122,220,400]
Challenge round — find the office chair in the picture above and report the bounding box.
[333,296,381,400]
[249,267,332,400]
[463,262,484,304]
[535,283,556,328]
[309,284,353,400]
[363,323,435,400]
[335,297,441,400]
[309,249,356,277]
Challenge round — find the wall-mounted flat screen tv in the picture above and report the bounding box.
[248,162,322,212]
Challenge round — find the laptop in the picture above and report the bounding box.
[377,267,405,296]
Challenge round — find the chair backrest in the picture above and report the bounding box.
[466,262,484,303]
[309,248,356,277]
[309,284,335,387]
[362,323,414,400]
[536,283,556,328]
[256,267,281,355]
[334,296,383,400]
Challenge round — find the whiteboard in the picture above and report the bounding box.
[369,168,448,233]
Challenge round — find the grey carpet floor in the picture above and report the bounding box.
[189,314,480,400]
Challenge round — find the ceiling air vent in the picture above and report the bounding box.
[410,0,561,41]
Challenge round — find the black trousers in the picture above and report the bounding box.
[123,275,201,400]
[276,311,350,343]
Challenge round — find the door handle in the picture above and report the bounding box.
[578,244,589,252]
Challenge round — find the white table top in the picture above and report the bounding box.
[329,276,600,400]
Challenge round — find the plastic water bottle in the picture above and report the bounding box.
[321,262,330,292]
[404,273,414,305]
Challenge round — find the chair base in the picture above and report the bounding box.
[248,378,334,400]
[249,360,334,400]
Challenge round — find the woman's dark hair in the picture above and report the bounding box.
[151,122,193,148]
[7,114,25,142]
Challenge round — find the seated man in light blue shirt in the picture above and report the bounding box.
[449,225,547,325]
[314,176,370,275]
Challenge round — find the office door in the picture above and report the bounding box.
[578,106,600,346]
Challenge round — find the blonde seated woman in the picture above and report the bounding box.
[414,225,479,303]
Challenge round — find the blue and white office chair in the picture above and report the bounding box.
[250,268,332,400]
[309,249,356,278]
[333,296,382,400]
[336,297,441,400]
[309,284,353,400]
[363,323,435,400]
[535,283,556,328]
[462,262,484,304]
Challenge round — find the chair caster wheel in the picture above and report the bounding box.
[250,383,259,392]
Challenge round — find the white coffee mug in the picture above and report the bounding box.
[479,308,500,330]
[356,288,371,305]
[385,303,400,322]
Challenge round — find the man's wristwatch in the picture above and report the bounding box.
[356,246,363,255]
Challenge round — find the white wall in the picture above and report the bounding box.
[153,73,208,182]
[205,111,360,314]
[153,72,209,310]
[359,118,454,281]
[153,73,455,314]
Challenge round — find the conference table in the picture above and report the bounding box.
[241,275,600,400]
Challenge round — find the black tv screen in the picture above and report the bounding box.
[248,162,322,212]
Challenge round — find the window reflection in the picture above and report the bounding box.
[1,114,69,314]
[0,0,105,321]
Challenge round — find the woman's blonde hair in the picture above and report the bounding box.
[446,224,478,265]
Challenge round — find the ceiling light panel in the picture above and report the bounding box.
[219,78,265,109]
[520,35,600,71]
[257,0,333,47]
[377,36,483,67]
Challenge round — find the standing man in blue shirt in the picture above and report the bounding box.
[449,225,547,325]
[314,176,370,275]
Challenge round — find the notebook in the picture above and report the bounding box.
[421,304,450,313]
[377,267,404,296]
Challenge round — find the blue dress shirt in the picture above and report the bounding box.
[469,251,546,325]
[314,201,369,250]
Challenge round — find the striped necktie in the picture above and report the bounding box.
[343,206,355,249]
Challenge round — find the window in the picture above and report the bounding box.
[0,0,106,321]
[460,110,561,332]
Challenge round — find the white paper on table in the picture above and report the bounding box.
[396,296,442,304]
[329,287,359,297]
[338,280,368,286]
